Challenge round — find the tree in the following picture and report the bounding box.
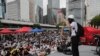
[56,24,60,30]
[58,21,66,26]
[90,15,100,28]
[33,24,41,29]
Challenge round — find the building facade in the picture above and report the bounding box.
[48,0,60,25]
[66,0,85,25]
[34,0,44,24]
[1,0,63,26]
[29,0,35,23]
[5,0,44,24]
[85,0,100,23]
[5,0,30,22]
[0,0,6,18]
[0,0,2,18]
[0,0,56,27]
[47,0,67,25]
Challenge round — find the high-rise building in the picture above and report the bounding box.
[66,0,85,25]
[0,0,2,18]
[5,0,30,22]
[47,0,67,25]
[2,0,37,24]
[0,0,6,18]
[29,0,35,23]
[0,0,56,27]
[48,0,60,25]
[85,0,100,23]
[34,0,44,24]
[48,0,60,9]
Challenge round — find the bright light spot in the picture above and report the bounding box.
[60,0,66,8]
[6,0,15,3]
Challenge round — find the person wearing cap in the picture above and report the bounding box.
[67,15,79,56]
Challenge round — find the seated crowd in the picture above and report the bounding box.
[0,31,70,56]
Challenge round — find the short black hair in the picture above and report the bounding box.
[68,18,74,23]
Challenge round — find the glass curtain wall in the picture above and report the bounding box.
[0,0,6,19]
[0,0,2,18]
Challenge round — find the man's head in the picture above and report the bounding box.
[68,15,75,24]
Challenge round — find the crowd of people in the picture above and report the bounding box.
[0,31,70,56]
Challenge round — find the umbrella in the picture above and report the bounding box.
[0,28,13,34]
[31,28,43,32]
[93,29,100,34]
[15,27,32,33]
[98,30,100,34]
[84,27,97,34]
[83,27,98,45]
[63,27,69,32]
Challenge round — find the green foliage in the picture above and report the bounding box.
[90,15,100,26]
[56,24,60,29]
[33,24,41,29]
[57,22,66,26]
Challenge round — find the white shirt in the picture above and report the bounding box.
[70,21,78,36]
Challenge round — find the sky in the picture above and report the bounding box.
[6,0,15,3]
[60,0,66,8]
[43,0,48,16]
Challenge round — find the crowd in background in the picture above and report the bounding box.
[0,30,70,56]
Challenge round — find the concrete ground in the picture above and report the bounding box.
[48,45,98,56]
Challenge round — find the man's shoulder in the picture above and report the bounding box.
[71,21,77,24]
[71,21,77,26]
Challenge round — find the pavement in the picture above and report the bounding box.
[48,45,98,56]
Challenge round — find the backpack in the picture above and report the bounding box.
[76,23,84,37]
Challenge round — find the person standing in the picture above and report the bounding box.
[67,15,79,56]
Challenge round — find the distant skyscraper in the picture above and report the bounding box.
[48,0,60,9]
[5,0,30,22]
[0,0,2,18]
[29,0,35,23]
[66,0,85,25]
[86,0,100,21]
[0,0,56,27]
[48,0,60,25]
[4,0,44,24]
[0,0,6,18]
[34,0,43,24]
